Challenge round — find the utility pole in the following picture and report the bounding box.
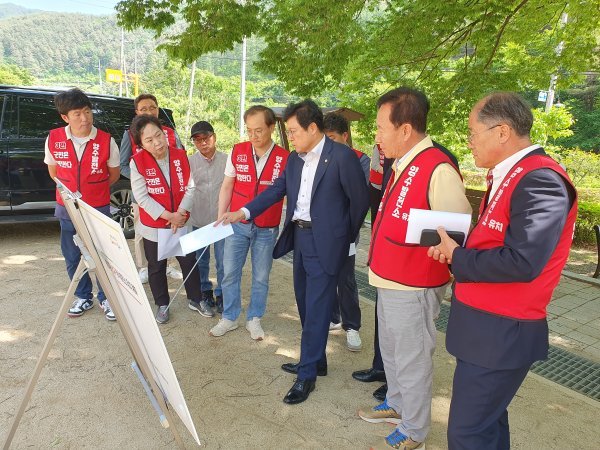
[239,37,247,138]
[545,12,568,112]
[185,60,197,132]
[119,28,125,97]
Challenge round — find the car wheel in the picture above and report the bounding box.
[110,181,135,239]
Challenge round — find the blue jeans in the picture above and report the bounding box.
[193,226,225,297]
[59,218,106,302]
[221,221,278,321]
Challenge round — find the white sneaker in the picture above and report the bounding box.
[329,321,342,331]
[138,267,148,284]
[101,300,116,321]
[166,266,183,280]
[209,318,238,337]
[347,329,362,351]
[246,317,265,341]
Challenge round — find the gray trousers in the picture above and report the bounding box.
[377,285,446,443]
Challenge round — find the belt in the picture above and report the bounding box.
[293,219,312,229]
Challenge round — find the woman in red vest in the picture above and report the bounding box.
[128,115,202,324]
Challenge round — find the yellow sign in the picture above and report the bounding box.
[105,69,123,83]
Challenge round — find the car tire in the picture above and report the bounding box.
[110,179,135,239]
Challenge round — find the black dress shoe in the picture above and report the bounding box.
[281,362,327,376]
[283,379,315,404]
[373,383,388,402]
[352,368,386,383]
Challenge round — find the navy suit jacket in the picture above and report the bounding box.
[447,148,576,369]
[245,136,369,276]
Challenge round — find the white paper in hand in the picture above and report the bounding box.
[157,227,187,260]
[180,221,234,255]
[405,208,471,246]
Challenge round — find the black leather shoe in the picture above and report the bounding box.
[281,362,327,376]
[283,379,315,404]
[352,368,386,383]
[373,383,388,402]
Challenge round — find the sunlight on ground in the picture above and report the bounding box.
[549,333,583,349]
[545,403,570,413]
[277,312,300,322]
[0,329,33,343]
[49,257,65,261]
[275,347,299,359]
[50,291,67,297]
[431,395,451,425]
[262,335,281,346]
[2,255,38,265]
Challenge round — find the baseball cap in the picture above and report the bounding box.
[190,121,214,138]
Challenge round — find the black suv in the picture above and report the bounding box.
[0,85,176,237]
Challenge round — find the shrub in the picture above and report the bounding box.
[574,201,600,245]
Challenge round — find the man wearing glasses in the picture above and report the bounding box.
[210,106,289,341]
[119,93,184,284]
[188,121,227,317]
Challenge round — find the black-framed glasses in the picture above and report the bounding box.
[192,134,214,144]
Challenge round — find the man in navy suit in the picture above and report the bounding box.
[217,99,369,404]
[429,92,577,449]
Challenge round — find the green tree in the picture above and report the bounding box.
[116,0,600,138]
[0,62,35,85]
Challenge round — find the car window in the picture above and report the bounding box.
[93,101,135,143]
[18,96,64,139]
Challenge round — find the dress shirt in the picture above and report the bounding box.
[130,150,195,242]
[292,135,325,221]
[369,135,472,291]
[489,144,541,198]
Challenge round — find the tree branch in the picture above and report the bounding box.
[483,0,529,70]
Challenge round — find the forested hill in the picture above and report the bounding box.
[0,5,265,83]
[0,9,155,78]
[0,3,40,19]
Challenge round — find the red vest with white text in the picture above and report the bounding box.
[368,147,460,287]
[229,142,289,227]
[454,154,577,319]
[48,127,111,207]
[128,125,177,155]
[131,147,191,228]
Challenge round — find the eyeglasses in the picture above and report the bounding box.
[137,106,158,114]
[285,129,300,137]
[467,124,501,143]
[192,134,214,144]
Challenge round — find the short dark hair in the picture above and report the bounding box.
[323,112,349,134]
[54,88,92,115]
[244,105,276,127]
[134,93,158,110]
[129,114,162,147]
[283,99,324,131]
[477,92,534,137]
[376,87,429,133]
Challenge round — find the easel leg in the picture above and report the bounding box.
[2,261,87,450]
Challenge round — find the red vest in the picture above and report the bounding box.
[368,148,460,287]
[229,142,289,228]
[128,125,177,155]
[131,147,191,228]
[454,154,577,320]
[48,127,111,207]
[352,148,365,159]
[369,144,385,186]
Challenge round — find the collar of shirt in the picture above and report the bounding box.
[299,135,326,163]
[392,135,434,174]
[490,144,541,197]
[253,141,275,162]
[201,151,216,163]
[65,125,98,142]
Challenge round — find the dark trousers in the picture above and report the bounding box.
[331,254,361,331]
[143,238,202,307]
[293,226,337,381]
[371,292,385,371]
[448,359,530,450]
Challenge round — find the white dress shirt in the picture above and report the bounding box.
[489,144,541,199]
[292,135,326,221]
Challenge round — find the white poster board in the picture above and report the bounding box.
[76,199,200,446]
